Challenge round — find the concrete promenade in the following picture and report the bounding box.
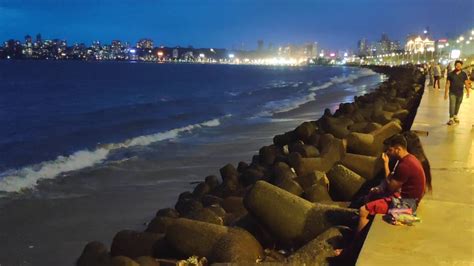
[357,81,474,265]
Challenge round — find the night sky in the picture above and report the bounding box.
[0,0,473,50]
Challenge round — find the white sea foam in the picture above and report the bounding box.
[260,68,377,117]
[0,116,228,193]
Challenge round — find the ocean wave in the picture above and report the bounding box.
[259,68,377,117]
[0,116,228,193]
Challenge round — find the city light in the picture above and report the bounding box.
[199,53,205,58]
[228,54,235,58]
[450,49,461,59]
[129,49,136,54]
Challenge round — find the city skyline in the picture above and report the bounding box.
[1,0,472,50]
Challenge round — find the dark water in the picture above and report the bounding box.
[0,61,378,193]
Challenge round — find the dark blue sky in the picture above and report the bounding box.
[0,0,472,50]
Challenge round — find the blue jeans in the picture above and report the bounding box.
[449,93,463,118]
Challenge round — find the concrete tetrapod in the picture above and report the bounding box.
[287,226,352,265]
[341,152,383,180]
[165,218,263,263]
[326,164,366,201]
[320,116,354,139]
[110,230,163,259]
[346,121,402,156]
[244,181,357,245]
[76,241,110,266]
[288,135,346,176]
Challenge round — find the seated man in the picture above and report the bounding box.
[357,134,426,234]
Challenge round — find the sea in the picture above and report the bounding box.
[0,61,384,265]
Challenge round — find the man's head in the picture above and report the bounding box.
[384,134,408,159]
[455,60,463,71]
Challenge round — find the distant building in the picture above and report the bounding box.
[137,39,154,50]
[312,42,318,58]
[257,40,264,51]
[358,38,368,57]
[405,35,435,53]
[35,33,42,45]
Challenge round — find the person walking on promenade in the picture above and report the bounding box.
[445,60,471,125]
[433,63,442,90]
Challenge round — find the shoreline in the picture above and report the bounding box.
[73,65,425,265]
[0,69,385,266]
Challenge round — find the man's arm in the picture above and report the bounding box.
[382,152,390,179]
[465,79,471,98]
[444,79,450,100]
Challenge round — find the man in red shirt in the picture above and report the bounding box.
[357,134,426,234]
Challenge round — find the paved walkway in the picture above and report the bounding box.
[357,81,474,265]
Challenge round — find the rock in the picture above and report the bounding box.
[221,196,247,216]
[175,198,203,216]
[244,181,357,245]
[303,183,332,203]
[237,161,249,173]
[165,218,263,263]
[207,204,226,218]
[372,110,394,125]
[210,228,264,263]
[240,168,265,187]
[319,134,346,163]
[348,122,369,133]
[178,191,193,201]
[259,145,279,166]
[155,259,179,266]
[192,182,211,199]
[294,122,317,142]
[341,153,383,180]
[321,116,354,139]
[220,163,239,182]
[205,175,219,189]
[307,133,320,146]
[155,208,179,218]
[393,109,409,121]
[288,152,325,176]
[201,194,224,207]
[272,162,296,182]
[363,122,382,133]
[273,131,297,147]
[146,216,176,234]
[110,230,162,258]
[289,135,345,175]
[77,241,110,266]
[287,226,352,265]
[346,121,402,156]
[383,102,401,112]
[186,207,224,225]
[232,214,276,247]
[135,256,160,266]
[275,177,304,196]
[294,171,328,191]
[212,174,242,198]
[326,164,366,201]
[289,142,320,158]
[110,256,139,266]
